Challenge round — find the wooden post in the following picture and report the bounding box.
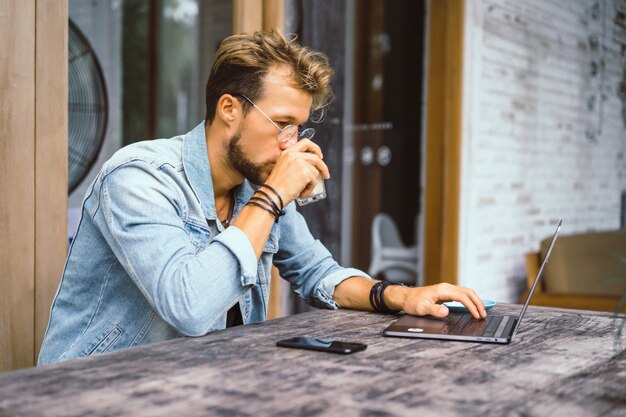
[34,0,68,362]
[233,0,263,34]
[232,0,285,319]
[0,0,68,371]
[423,0,465,286]
[0,0,37,372]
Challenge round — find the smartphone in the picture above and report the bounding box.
[276,337,367,354]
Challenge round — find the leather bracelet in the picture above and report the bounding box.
[369,282,378,312]
[253,190,282,214]
[249,194,285,219]
[376,282,391,313]
[372,281,387,312]
[370,281,405,314]
[245,201,284,223]
[259,183,284,210]
[376,282,388,312]
[380,281,404,314]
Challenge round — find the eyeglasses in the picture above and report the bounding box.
[236,94,315,144]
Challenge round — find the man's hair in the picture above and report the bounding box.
[205,29,334,124]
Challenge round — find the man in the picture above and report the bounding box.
[39,30,485,364]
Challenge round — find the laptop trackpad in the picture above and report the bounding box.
[391,315,450,334]
[390,314,487,336]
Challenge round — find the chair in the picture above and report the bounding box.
[523,230,626,313]
[368,213,418,285]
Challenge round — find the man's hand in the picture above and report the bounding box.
[232,139,329,259]
[265,139,330,205]
[390,283,487,319]
[333,278,487,319]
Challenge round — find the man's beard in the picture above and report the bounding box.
[228,131,273,185]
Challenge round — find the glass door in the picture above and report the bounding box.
[288,0,426,283]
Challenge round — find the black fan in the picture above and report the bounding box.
[68,19,108,193]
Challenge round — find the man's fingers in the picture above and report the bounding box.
[299,152,330,179]
[290,138,323,159]
[465,288,487,318]
[431,303,449,318]
[411,300,448,317]
[457,294,482,319]
[401,284,486,320]
[436,284,485,319]
[454,287,486,318]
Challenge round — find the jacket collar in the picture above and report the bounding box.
[182,122,256,223]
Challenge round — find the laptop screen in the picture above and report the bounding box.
[512,219,562,337]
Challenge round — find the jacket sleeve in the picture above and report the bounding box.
[273,204,371,309]
[92,161,257,336]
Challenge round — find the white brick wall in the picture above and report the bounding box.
[459,0,626,301]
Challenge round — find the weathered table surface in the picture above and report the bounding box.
[0,304,624,417]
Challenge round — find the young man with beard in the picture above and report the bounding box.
[38,30,485,364]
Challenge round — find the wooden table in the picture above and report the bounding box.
[0,304,625,417]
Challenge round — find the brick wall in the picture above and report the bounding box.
[458,0,626,301]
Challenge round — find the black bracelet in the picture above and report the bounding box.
[369,282,378,312]
[249,196,275,212]
[376,282,388,312]
[376,282,390,313]
[245,201,284,223]
[380,281,403,314]
[369,281,405,314]
[253,190,281,214]
[259,183,284,210]
[249,193,285,220]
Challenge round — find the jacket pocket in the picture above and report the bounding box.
[84,324,124,356]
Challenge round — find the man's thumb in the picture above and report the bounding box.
[431,304,449,317]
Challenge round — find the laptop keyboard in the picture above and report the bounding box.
[447,314,503,337]
[482,315,503,337]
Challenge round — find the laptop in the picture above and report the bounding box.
[383,220,562,344]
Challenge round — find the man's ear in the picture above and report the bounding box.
[215,94,241,128]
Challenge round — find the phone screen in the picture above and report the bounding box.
[276,337,367,354]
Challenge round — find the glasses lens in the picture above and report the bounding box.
[299,128,315,140]
[277,125,298,143]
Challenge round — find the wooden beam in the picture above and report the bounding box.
[231,0,285,319]
[263,0,285,319]
[233,0,263,34]
[423,0,465,286]
[0,0,36,371]
[263,0,284,31]
[34,0,68,362]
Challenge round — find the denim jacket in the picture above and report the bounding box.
[38,123,368,364]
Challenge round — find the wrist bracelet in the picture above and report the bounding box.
[246,189,286,223]
[249,191,285,219]
[253,189,281,214]
[259,183,284,210]
[245,201,284,223]
[369,282,378,312]
[369,281,406,314]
